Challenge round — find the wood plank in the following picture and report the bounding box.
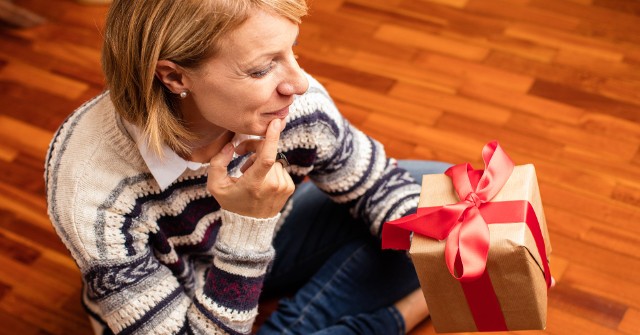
[374,24,490,61]
[389,82,512,124]
[0,182,52,233]
[362,113,490,160]
[548,283,627,330]
[545,304,624,335]
[458,33,558,63]
[348,51,460,94]
[297,54,396,93]
[0,115,53,159]
[459,81,586,124]
[582,224,640,260]
[618,308,640,335]
[528,79,640,123]
[0,1,45,28]
[562,264,640,311]
[435,113,565,161]
[419,0,469,9]
[397,0,508,36]
[593,0,640,14]
[344,0,450,28]
[531,0,640,30]
[0,303,42,335]
[506,113,639,161]
[611,181,640,208]
[0,144,18,162]
[0,61,88,100]
[578,113,640,143]
[416,53,536,92]
[484,50,640,105]
[466,0,581,31]
[322,79,444,126]
[541,183,640,235]
[0,209,69,256]
[0,291,93,335]
[505,24,625,62]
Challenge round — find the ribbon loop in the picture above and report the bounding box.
[382,140,515,281]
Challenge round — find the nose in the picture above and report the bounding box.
[277,55,309,96]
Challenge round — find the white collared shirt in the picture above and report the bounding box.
[122,118,256,190]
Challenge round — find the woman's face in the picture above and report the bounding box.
[183,9,309,138]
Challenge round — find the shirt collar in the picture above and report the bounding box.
[122,118,254,191]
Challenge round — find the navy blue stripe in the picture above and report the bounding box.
[119,286,184,335]
[228,153,250,171]
[357,168,419,218]
[283,147,317,168]
[287,108,340,137]
[121,176,209,256]
[176,318,195,335]
[193,299,244,335]
[80,292,114,335]
[379,193,421,237]
[324,136,378,197]
[174,219,221,254]
[157,197,220,237]
[85,252,161,299]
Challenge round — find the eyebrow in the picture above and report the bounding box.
[240,31,300,69]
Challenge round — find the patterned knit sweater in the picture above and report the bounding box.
[45,75,421,335]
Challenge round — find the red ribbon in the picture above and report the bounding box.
[382,141,552,331]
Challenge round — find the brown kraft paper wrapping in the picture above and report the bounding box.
[409,164,552,333]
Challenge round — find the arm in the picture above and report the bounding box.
[74,208,278,335]
[286,78,422,237]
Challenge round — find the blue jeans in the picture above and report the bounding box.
[258,160,451,335]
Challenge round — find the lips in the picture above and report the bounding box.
[268,105,290,119]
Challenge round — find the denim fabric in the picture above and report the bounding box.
[258,160,451,335]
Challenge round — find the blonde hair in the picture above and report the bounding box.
[102,0,308,157]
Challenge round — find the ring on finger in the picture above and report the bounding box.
[275,152,289,167]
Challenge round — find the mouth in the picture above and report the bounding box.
[266,105,290,119]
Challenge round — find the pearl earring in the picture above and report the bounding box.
[179,91,188,99]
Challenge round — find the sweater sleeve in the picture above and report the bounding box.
[77,208,279,335]
[284,77,422,237]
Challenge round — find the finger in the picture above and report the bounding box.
[240,154,256,173]
[273,161,286,187]
[248,118,283,178]
[207,142,235,188]
[274,163,295,196]
[234,139,262,156]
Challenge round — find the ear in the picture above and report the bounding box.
[155,60,189,94]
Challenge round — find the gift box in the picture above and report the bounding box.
[383,141,552,333]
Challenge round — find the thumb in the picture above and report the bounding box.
[208,142,235,187]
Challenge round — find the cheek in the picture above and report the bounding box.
[239,85,277,110]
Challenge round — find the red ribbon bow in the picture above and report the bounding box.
[382,141,552,331]
[383,141,514,281]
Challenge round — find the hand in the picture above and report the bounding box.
[207,119,295,218]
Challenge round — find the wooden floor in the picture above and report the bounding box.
[0,0,639,334]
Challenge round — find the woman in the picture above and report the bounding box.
[45,0,448,334]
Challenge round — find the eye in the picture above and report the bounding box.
[250,62,274,78]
